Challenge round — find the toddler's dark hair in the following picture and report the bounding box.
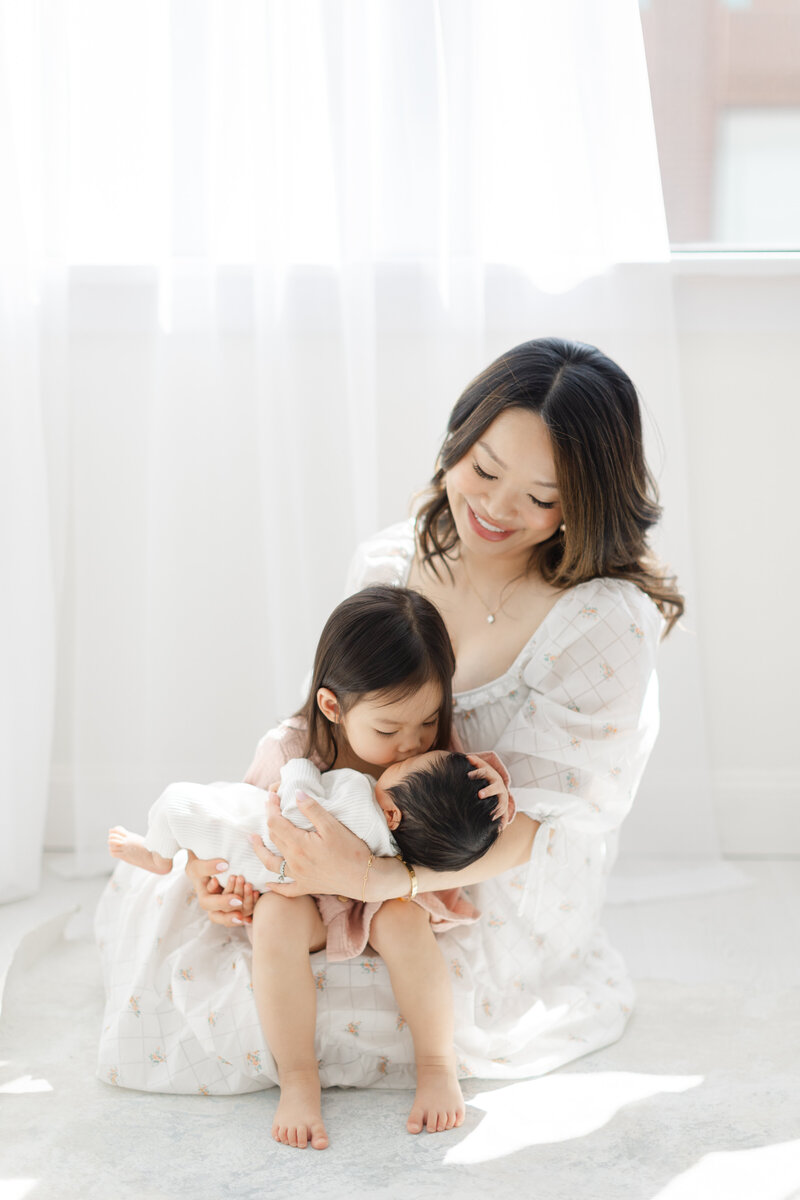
[388,752,500,871]
[296,585,455,766]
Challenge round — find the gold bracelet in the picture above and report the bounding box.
[361,853,375,905]
[396,855,417,902]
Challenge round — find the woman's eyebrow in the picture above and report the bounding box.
[476,440,559,490]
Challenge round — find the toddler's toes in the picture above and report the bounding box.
[426,1109,443,1133]
[310,1121,329,1150]
[407,1102,424,1135]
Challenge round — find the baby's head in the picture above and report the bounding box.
[374,750,500,871]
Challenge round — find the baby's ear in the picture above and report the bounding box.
[383,804,402,832]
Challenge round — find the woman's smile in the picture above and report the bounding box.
[466,503,516,541]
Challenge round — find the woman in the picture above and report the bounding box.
[96,336,682,1096]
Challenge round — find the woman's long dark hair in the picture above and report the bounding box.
[416,337,684,634]
[296,585,455,765]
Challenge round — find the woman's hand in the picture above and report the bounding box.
[466,752,516,831]
[185,852,260,926]
[252,789,537,901]
[250,790,379,900]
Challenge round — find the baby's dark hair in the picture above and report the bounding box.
[387,752,500,871]
[297,585,455,766]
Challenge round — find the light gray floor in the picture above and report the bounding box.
[1,856,799,1200]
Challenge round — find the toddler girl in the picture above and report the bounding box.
[109,586,512,1149]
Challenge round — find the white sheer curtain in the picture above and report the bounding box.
[1,0,712,897]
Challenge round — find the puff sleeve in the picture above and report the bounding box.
[492,579,663,949]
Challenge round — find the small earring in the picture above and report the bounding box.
[559,523,566,534]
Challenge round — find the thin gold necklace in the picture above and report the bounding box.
[460,559,527,625]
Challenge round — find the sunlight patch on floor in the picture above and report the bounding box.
[0,1183,39,1200]
[0,1075,53,1094]
[445,1071,703,1165]
[651,1138,800,1200]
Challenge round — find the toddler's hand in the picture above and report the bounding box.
[466,753,515,832]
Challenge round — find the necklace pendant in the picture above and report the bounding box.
[486,613,496,624]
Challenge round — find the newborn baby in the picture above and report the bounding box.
[108,749,508,886]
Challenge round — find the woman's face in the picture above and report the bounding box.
[445,408,563,562]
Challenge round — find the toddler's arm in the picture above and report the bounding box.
[244,716,316,788]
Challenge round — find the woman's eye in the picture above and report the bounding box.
[375,730,397,738]
[422,719,438,728]
[475,458,555,509]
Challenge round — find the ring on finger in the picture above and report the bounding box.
[277,858,287,884]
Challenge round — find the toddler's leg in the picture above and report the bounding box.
[368,899,465,1135]
[251,892,329,1150]
[107,827,173,875]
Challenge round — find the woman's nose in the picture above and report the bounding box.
[485,489,517,525]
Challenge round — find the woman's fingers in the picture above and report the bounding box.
[249,832,284,873]
[264,790,331,856]
[475,779,503,798]
[249,830,311,898]
[467,756,504,798]
[186,853,230,883]
[183,852,259,925]
[466,753,511,828]
[255,791,366,899]
[269,789,329,840]
[466,753,489,768]
[197,872,248,915]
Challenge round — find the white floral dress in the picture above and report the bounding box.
[95,520,663,1093]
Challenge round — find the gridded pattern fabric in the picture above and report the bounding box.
[95,520,662,1094]
[143,762,397,892]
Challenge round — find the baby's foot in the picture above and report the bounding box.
[407,1055,465,1134]
[107,827,172,875]
[272,1068,329,1150]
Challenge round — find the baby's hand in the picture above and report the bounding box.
[466,753,515,832]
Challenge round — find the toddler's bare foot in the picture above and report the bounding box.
[107,827,172,875]
[272,1068,329,1150]
[407,1055,465,1134]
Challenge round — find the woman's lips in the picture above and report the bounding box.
[466,503,514,542]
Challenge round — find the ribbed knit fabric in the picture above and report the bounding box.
[144,761,397,890]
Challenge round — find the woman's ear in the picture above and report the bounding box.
[316,687,341,723]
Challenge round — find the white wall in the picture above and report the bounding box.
[673,262,800,854]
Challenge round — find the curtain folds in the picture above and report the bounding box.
[1,0,711,896]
